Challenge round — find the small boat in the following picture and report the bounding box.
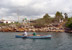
[15,35,51,39]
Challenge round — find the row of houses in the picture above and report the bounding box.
[0,20,15,24]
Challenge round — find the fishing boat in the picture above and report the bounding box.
[15,35,51,39]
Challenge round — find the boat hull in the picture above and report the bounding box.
[15,35,24,38]
[15,35,51,39]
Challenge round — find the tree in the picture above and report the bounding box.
[67,23,72,29]
[43,13,50,19]
[65,17,72,29]
[55,11,64,22]
[43,13,52,23]
[64,13,68,21]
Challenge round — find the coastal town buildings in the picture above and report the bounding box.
[0,20,15,24]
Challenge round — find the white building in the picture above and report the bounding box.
[4,20,15,24]
[0,20,15,24]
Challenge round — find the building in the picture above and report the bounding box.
[0,20,15,24]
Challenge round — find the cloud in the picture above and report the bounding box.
[11,0,32,6]
[0,0,72,21]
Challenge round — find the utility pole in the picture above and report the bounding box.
[2,16,3,20]
[18,15,19,23]
[16,12,20,23]
[16,9,20,23]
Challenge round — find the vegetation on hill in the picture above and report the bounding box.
[33,13,54,28]
[65,17,72,29]
[32,11,65,28]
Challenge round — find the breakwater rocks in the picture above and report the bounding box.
[0,26,64,32]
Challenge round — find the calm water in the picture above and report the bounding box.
[0,32,72,50]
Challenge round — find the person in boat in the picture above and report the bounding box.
[23,31,28,36]
[32,32,36,36]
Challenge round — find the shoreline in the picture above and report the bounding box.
[0,27,65,32]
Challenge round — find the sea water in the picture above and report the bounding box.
[0,32,72,50]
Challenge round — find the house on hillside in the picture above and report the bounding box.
[0,20,15,24]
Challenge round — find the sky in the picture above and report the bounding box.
[0,0,72,21]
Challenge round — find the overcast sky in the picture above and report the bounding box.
[0,0,72,21]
